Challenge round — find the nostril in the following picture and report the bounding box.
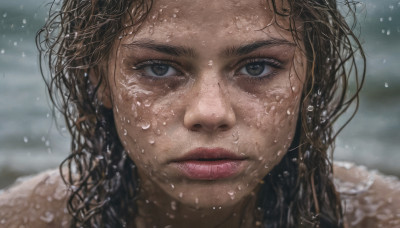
[192,124,202,131]
[219,124,229,131]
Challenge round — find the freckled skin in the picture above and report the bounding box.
[104,0,305,226]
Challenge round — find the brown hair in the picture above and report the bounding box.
[36,0,365,227]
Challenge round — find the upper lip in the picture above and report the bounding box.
[172,147,247,162]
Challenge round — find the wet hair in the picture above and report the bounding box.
[36,0,365,227]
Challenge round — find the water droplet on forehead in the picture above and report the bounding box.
[208,60,213,67]
[178,192,183,198]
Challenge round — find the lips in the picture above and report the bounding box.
[171,147,246,180]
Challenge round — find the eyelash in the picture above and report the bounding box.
[132,60,183,79]
[234,58,283,81]
[131,58,284,81]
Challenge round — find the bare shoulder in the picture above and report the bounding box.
[0,169,71,227]
[334,161,400,228]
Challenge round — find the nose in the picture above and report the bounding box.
[183,80,236,133]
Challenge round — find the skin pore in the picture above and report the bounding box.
[101,0,306,227]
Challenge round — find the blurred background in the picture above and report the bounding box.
[0,0,399,188]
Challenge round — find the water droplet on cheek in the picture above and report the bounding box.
[208,60,213,67]
[179,192,183,198]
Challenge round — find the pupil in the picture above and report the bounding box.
[246,63,264,76]
[151,64,169,76]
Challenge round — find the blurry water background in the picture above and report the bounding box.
[0,0,399,188]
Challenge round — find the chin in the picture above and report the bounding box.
[161,179,258,209]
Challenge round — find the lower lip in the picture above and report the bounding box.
[175,160,243,180]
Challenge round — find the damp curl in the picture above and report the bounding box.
[36,0,366,227]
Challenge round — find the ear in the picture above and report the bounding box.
[89,65,112,109]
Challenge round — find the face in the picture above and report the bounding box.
[105,0,306,209]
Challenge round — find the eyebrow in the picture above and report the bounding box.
[121,38,295,58]
[122,40,196,57]
[223,39,295,57]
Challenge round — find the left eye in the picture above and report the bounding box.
[239,62,273,78]
[143,63,178,77]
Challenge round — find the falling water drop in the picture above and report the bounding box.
[22,18,27,24]
[0,49,4,54]
[384,82,389,88]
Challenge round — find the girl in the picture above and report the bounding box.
[1,0,399,227]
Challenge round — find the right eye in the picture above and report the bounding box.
[135,61,180,78]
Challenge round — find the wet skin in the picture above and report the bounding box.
[102,0,306,226]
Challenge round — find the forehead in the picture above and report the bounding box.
[124,0,294,46]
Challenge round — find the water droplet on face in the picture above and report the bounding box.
[170,184,175,189]
[40,211,54,223]
[123,129,128,136]
[141,149,145,154]
[264,164,269,169]
[178,192,183,198]
[232,131,239,144]
[141,122,151,130]
[207,60,213,67]
[195,197,199,204]
[286,109,291,115]
[227,190,235,200]
[148,136,155,145]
